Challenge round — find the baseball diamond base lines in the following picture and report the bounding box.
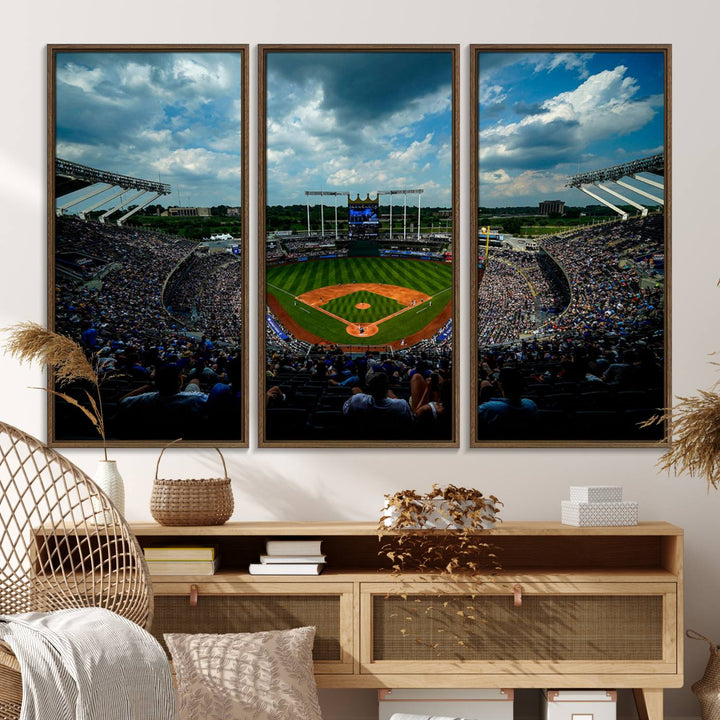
[298,282,431,307]
[297,283,431,338]
[266,257,452,348]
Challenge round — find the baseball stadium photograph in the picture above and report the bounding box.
[48,46,248,446]
[471,46,669,446]
[260,46,458,446]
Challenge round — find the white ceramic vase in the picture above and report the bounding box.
[93,459,125,516]
[382,497,497,530]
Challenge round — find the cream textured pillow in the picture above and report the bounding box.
[164,626,322,720]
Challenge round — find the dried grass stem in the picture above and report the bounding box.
[647,389,720,490]
[2,322,107,459]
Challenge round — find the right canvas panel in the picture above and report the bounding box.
[471,46,670,446]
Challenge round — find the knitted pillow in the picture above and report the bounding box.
[165,626,322,720]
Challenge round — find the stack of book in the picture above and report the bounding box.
[144,545,220,575]
[248,539,325,575]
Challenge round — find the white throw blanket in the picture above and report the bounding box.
[0,608,176,720]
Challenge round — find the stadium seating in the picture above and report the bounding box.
[476,214,665,442]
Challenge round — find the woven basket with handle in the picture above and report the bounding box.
[150,440,233,526]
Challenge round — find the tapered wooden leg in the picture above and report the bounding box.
[634,688,663,720]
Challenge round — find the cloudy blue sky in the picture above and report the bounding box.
[478,51,665,207]
[56,51,243,208]
[265,51,453,207]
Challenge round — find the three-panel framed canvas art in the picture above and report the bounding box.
[47,44,670,449]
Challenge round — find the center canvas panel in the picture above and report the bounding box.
[259,46,458,447]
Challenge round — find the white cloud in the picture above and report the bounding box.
[56,141,98,164]
[480,169,512,185]
[119,62,153,90]
[479,83,507,106]
[152,148,223,176]
[217,166,242,181]
[267,147,296,164]
[480,169,567,201]
[371,84,451,139]
[480,66,660,170]
[266,77,451,204]
[532,53,594,79]
[57,63,105,93]
[172,56,231,91]
[327,168,361,185]
[138,128,172,144]
[389,133,434,163]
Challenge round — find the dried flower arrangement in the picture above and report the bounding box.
[643,387,720,490]
[377,485,503,656]
[2,322,108,459]
[378,484,503,575]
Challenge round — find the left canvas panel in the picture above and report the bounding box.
[48,46,249,446]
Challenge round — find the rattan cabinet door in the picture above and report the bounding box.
[151,581,354,674]
[360,581,677,679]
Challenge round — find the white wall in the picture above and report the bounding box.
[1,1,719,717]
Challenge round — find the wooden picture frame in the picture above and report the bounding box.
[259,45,459,447]
[470,45,671,447]
[48,45,249,447]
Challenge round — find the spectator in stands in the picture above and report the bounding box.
[187,358,219,390]
[266,386,286,408]
[602,349,637,386]
[411,371,452,436]
[477,367,538,436]
[206,354,243,440]
[343,372,413,437]
[114,363,207,440]
[81,325,98,350]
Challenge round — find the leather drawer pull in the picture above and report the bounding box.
[190,584,198,607]
[513,584,522,607]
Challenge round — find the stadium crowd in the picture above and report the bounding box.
[476,215,665,441]
[165,252,243,341]
[266,233,452,266]
[477,259,536,346]
[265,345,453,440]
[54,216,244,440]
[477,247,569,347]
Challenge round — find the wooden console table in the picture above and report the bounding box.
[131,520,683,720]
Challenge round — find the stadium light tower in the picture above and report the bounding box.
[56,183,113,215]
[566,153,664,220]
[98,189,147,224]
[305,191,348,239]
[55,158,171,224]
[375,189,424,240]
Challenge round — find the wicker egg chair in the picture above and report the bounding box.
[0,421,153,719]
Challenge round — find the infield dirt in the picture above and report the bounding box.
[267,280,450,348]
[296,283,431,338]
[297,283,430,307]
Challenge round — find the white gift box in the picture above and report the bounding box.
[561,500,638,527]
[379,688,513,720]
[570,485,623,503]
[542,689,616,720]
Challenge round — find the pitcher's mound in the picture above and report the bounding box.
[355,302,371,309]
[346,323,378,337]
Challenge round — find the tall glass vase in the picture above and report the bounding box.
[93,459,125,516]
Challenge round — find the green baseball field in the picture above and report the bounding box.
[266,257,452,346]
